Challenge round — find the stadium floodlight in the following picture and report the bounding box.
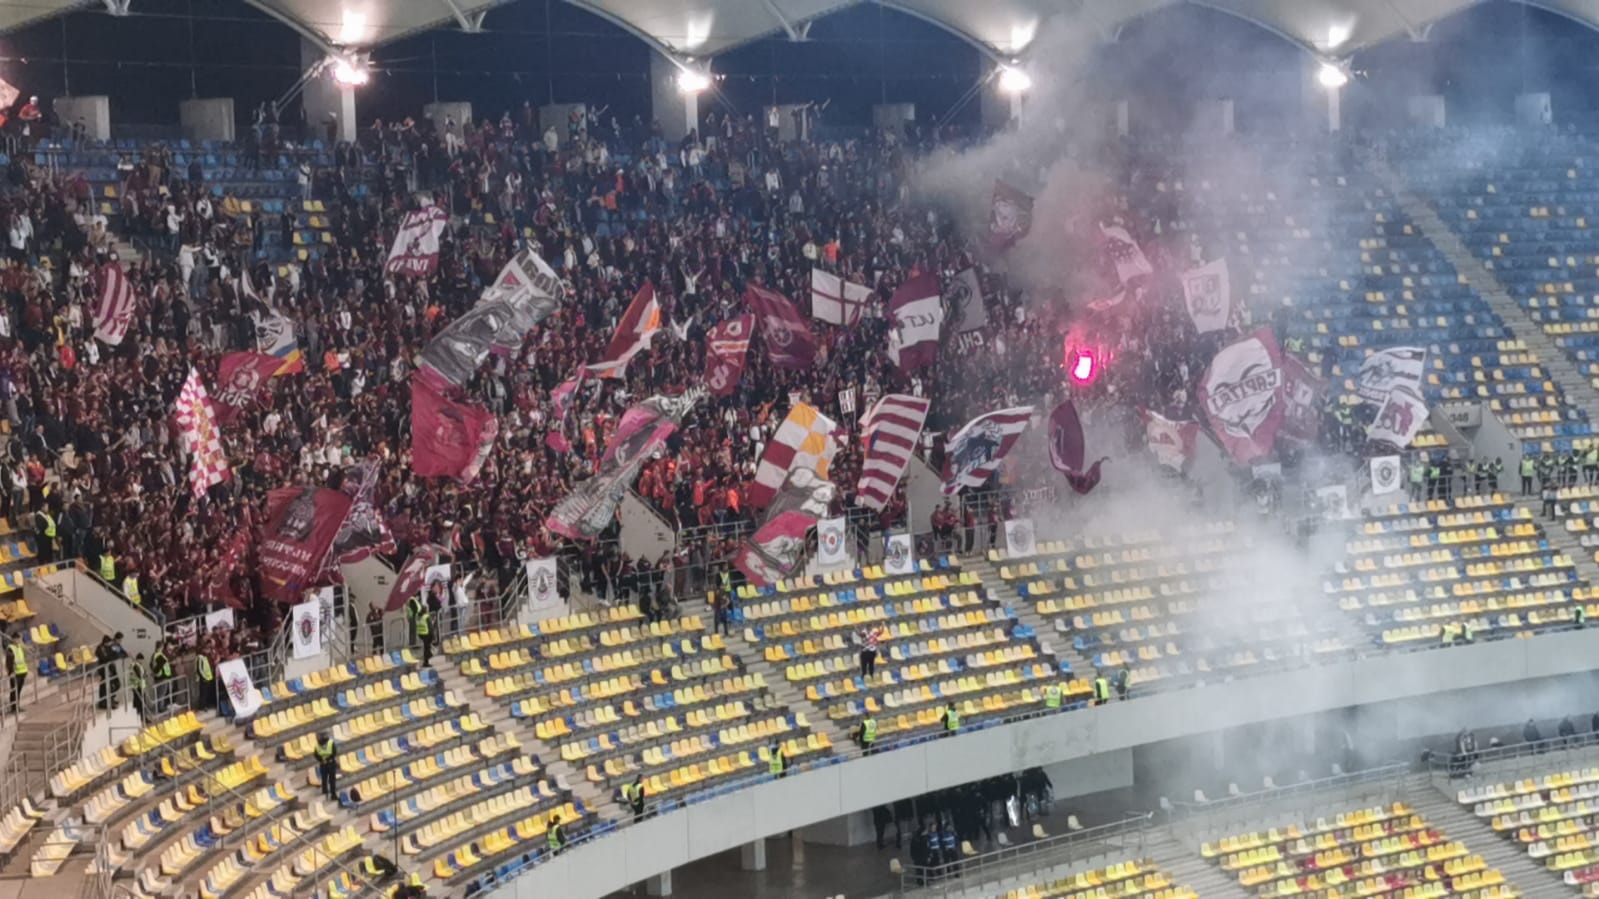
[997,64,1032,95]
[1317,62,1349,90]
[331,56,370,88]
[676,68,711,94]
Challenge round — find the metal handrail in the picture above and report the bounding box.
[1426,730,1599,781]
[1163,763,1411,829]
[901,811,1154,896]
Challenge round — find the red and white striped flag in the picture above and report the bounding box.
[587,281,662,378]
[855,394,929,511]
[941,406,1034,495]
[93,261,136,346]
[174,369,231,498]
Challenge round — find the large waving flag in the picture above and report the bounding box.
[1180,259,1231,334]
[252,308,304,375]
[750,402,839,509]
[704,315,754,397]
[385,206,448,278]
[886,273,943,371]
[855,394,929,511]
[1197,327,1287,465]
[545,391,703,540]
[1140,409,1200,473]
[746,284,818,370]
[410,377,498,484]
[92,261,136,346]
[588,281,662,378]
[212,351,282,424]
[1100,223,1153,284]
[174,369,231,497]
[1355,346,1427,404]
[810,268,872,326]
[989,181,1034,252]
[941,407,1034,495]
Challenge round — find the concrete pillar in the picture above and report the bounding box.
[53,96,110,141]
[1515,92,1552,126]
[645,871,672,896]
[179,99,235,142]
[422,101,472,135]
[299,39,357,144]
[741,838,767,871]
[1407,94,1445,128]
[791,828,805,869]
[649,54,698,143]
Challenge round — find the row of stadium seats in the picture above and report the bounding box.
[1460,766,1599,892]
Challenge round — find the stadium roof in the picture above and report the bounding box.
[7,0,1599,58]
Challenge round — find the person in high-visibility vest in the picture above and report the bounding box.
[1113,665,1131,701]
[1441,621,1461,647]
[195,651,216,711]
[940,702,960,737]
[1044,683,1062,710]
[768,741,788,778]
[315,731,339,801]
[1092,674,1111,706]
[1521,455,1537,495]
[34,509,55,563]
[404,593,425,648]
[858,713,878,754]
[5,628,27,711]
[621,775,646,820]
[121,571,140,607]
[128,653,148,725]
[415,604,434,668]
[1577,606,1588,629]
[546,814,565,856]
[98,546,116,583]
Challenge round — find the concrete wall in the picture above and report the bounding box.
[619,492,674,565]
[422,102,472,135]
[53,96,110,141]
[179,98,235,142]
[487,628,1599,899]
[24,564,157,659]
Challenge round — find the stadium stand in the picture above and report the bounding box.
[1457,764,1599,893]
[998,859,1196,899]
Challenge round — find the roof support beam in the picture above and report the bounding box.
[562,0,688,58]
[759,0,806,41]
[241,0,338,54]
[438,0,488,33]
[101,0,131,15]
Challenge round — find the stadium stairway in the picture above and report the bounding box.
[1370,154,1599,424]
[1517,492,1599,586]
[968,557,1096,680]
[1403,771,1567,894]
[718,627,853,753]
[1144,831,1250,899]
[428,656,611,822]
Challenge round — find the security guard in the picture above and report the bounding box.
[5,628,27,711]
[768,741,788,778]
[940,701,960,737]
[621,775,646,820]
[1441,621,1462,647]
[315,731,339,801]
[128,652,148,724]
[1113,665,1131,701]
[1409,456,1427,503]
[150,642,173,713]
[404,592,425,647]
[414,601,435,668]
[1044,682,1062,710]
[1521,454,1537,495]
[195,651,216,712]
[859,713,878,754]
[1577,605,1589,629]
[1092,673,1111,707]
[1461,621,1476,644]
[121,569,141,607]
[98,545,116,583]
[34,508,55,563]
[1586,443,1599,486]
[1427,456,1443,501]
[546,814,565,856]
[1490,457,1504,492]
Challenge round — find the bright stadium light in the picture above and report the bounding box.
[676,68,711,94]
[331,56,370,88]
[997,64,1032,95]
[1317,62,1349,90]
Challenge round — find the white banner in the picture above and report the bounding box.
[525,557,562,611]
[217,658,261,718]
[1316,485,1353,520]
[817,517,848,566]
[884,533,913,575]
[1370,455,1403,495]
[1004,518,1037,558]
[1367,385,1428,449]
[838,387,857,416]
[1356,347,1427,404]
[1180,259,1231,334]
[424,563,453,597]
[290,599,323,660]
[204,608,235,633]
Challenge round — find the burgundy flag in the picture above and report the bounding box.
[733,511,818,587]
[886,274,943,371]
[1065,459,1108,495]
[330,459,395,566]
[855,394,930,511]
[1277,353,1325,451]
[941,407,1034,495]
[546,370,585,453]
[705,314,754,397]
[1047,400,1085,475]
[545,391,702,540]
[93,261,136,346]
[989,181,1034,252]
[257,487,354,604]
[411,377,498,484]
[1140,409,1200,473]
[746,285,817,370]
[1197,327,1287,465]
[213,352,282,424]
[385,544,447,612]
[587,281,662,378]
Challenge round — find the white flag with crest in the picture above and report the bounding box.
[1004,519,1037,559]
[817,517,848,566]
[290,600,322,660]
[217,658,262,718]
[1370,455,1403,496]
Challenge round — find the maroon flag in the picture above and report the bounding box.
[733,511,818,587]
[941,407,1034,495]
[257,487,353,604]
[1197,327,1287,465]
[886,274,943,371]
[587,281,662,378]
[385,543,447,612]
[746,285,817,370]
[411,377,498,484]
[1140,409,1200,473]
[855,394,929,511]
[212,352,282,424]
[1277,354,1325,451]
[330,459,395,566]
[1047,400,1086,475]
[1065,459,1108,495]
[93,261,136,346]
[546,370,585,453]
[989,181,1034,252]
[705,314,754,396]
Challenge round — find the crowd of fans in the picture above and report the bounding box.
[0,96,1346,635]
